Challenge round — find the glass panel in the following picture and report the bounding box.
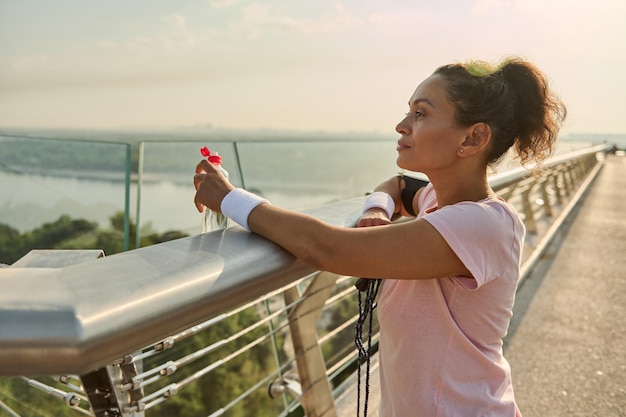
[138,141,241,237]
[236,140,398,210]
[0,135,129,263]
[137,139,398,239]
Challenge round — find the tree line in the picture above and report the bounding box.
[0,212,186,266]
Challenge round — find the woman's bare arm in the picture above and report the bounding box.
[195,160,468,280]
[247,203,471,280]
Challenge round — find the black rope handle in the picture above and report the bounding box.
[355,278,382,417]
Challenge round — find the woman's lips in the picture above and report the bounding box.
[397,141,411,152]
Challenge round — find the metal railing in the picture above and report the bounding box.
[0,143,607,417]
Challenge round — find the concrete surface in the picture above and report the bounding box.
[505,154,626,417]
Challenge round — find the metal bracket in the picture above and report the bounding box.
[80,368,122,417]
[268,372,302,399]
[80,359,145,417]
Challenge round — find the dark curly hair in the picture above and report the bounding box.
[434,57,567,169]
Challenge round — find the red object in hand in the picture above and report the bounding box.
[200,146,222,164]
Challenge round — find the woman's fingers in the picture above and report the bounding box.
[196,159,213,174]
[356,210,393,228]
[194,193,205,213]
[193,159,234,213]
[193,173,203,190]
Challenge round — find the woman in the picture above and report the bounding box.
[194,57,566,416]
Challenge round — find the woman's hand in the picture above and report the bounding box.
[357,208,393,228]
[194,159,235,213]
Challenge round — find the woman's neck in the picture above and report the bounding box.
[427,171,493,208]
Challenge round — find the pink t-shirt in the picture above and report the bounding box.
[377,184,525,417]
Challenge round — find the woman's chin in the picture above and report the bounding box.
[396,157,416,172]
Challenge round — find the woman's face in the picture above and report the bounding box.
[395,74,467,174]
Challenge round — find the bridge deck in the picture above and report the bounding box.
[336,154,626,416]
[505,153,626,416]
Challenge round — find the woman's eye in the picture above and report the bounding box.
[405,111,424,118]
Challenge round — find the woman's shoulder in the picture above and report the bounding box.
[423,197,525,285]
[456,197,523,228]
[421,186,520,221]
[423,196,525,242]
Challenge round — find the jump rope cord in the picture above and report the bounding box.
[355,278,382,417]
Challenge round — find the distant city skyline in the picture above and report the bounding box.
[1,0,625,135]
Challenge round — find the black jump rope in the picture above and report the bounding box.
[353,176,428,416]
[354,277,382,417]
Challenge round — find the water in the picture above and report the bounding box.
[0,169,393,236]
[0,136,599,236]
[0,140,400,235]
[567,133,626,150]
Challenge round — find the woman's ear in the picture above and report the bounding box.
[459,122,492,156]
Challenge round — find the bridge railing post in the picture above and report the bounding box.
[540,178,553,218]
[283,271,339,417]
[552,172,563,205]
[521,186,538,234]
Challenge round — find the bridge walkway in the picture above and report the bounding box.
[505,153,626,416]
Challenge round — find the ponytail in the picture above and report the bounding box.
[434,57,567,169]
[500,59,567,167]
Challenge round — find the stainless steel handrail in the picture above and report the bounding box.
[0,199,362,376]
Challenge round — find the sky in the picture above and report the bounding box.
[0,0,625,136]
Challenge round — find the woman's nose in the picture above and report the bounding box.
[396,115,410,135]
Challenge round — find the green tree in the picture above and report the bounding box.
[147,307,284,417]
[0,212,190,264]
[0,215,99,264]
[0,377,85,417]
[30,215,98,250]
[0,224,25,264]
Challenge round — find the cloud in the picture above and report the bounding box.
[227,3,366,38]
[100,13,196,54]
[0,12,205,94]
[208,0,239,9]
[164,13,187,31]
[472,0,507,14]
[9,54,62,73]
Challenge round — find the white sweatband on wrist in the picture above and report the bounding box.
[221,188,270,231]
[362,191,395,219]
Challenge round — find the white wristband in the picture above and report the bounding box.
[362,191,395,219]
[221,188,270,231]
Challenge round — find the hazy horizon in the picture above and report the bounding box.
[1,1,625,135]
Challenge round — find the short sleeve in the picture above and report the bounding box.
[422,200,524,287]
